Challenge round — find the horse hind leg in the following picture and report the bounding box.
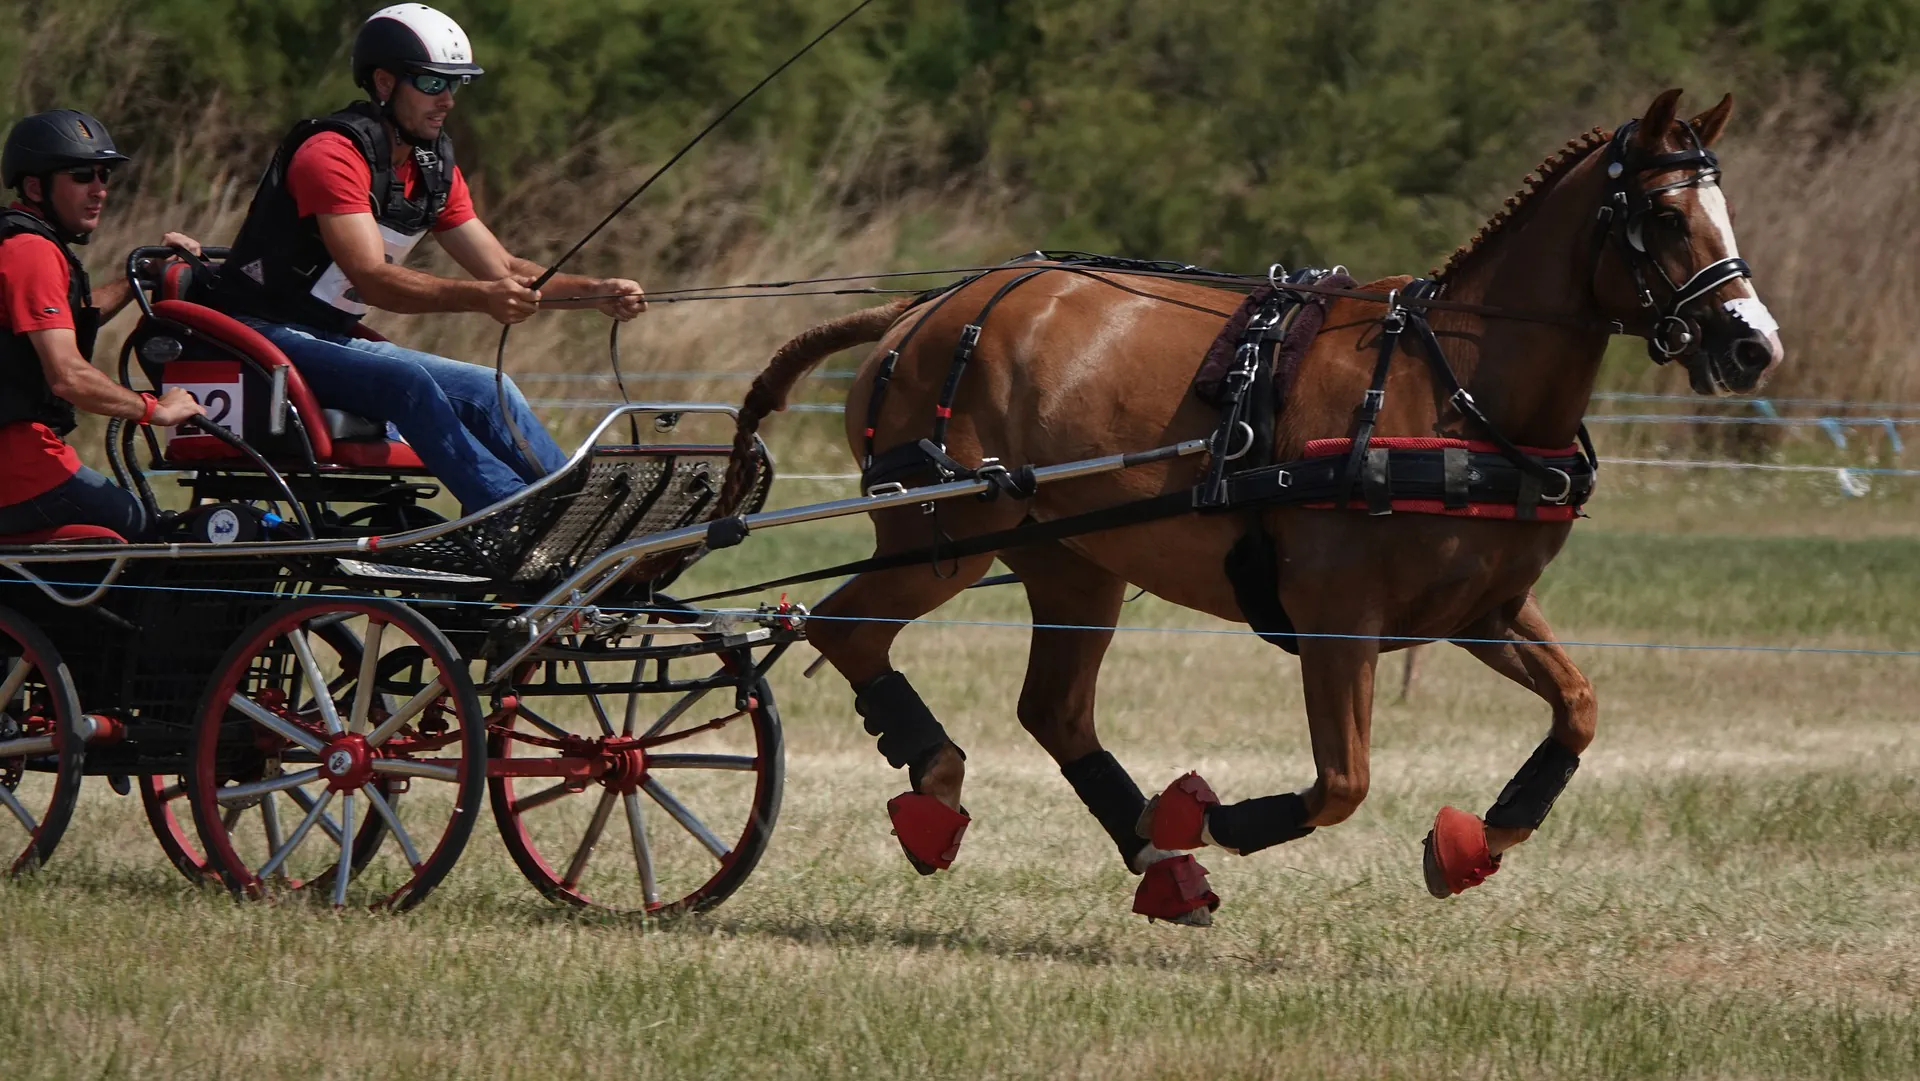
[808,501,1023,874]
[1424,592,1595,898]
[999,542,1220,927]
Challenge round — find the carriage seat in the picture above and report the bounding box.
[0,524,126,546]
[145,300,427,472]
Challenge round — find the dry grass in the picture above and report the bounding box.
[5,477,1920,1080]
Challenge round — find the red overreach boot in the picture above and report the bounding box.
[1137,771,1221,851]
[887,792,970,875]
[1132,853,1221,926]
[1422,805,1501,898]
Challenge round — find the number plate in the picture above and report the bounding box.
[161,360,245,436]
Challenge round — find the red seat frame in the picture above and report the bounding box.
[0,524,126,546]
[149,300,425,471]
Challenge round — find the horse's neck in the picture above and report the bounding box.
[1436,170,1612,447]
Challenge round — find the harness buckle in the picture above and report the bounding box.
[1362,388,1386,414]
[1449,388,1477,413]
[864,482,908,499]
[1539,468,1575,506]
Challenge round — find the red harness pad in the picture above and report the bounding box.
[1298,437,1585,522]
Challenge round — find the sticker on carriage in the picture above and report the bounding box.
[160,359,246,438]
[204,507,243,543]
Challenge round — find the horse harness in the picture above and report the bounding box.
[695,254,1598,636]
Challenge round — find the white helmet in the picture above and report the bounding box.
[352,5,484,94]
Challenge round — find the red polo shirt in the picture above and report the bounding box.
[287,132,477,229]
[0,203,83,506]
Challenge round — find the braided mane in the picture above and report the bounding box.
[1432,127,1612,281]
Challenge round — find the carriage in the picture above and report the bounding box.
[0,245,1181,914]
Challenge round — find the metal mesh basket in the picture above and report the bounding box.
[368,444,771,587]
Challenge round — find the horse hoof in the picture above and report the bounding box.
[1422,805,1500,898]
[1135,772,1220,851]
[887,792,969,875]
[1132,853,1221,926]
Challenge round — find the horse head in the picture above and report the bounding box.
[1591,88,1786,394]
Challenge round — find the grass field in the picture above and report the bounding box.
[4,446,1920,1079]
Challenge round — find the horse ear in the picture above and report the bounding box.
[1690,93,1734,145]
[1633,88,1686,151]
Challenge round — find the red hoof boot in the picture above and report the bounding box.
[1135,772,1221,851]
[1132,854,1221,927]
[887,792,970,875]
[1422,805,1500,898]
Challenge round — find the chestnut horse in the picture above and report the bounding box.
[719,89,1784,924]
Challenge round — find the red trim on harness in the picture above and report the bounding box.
[1301,498,1579,522]
[933,405,953,419]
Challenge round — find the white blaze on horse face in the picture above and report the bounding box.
[1698,183,1785,358]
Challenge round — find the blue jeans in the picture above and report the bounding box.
[0,466,152,541]
[243,321,569,513]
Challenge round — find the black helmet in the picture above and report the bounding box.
[2,109,130,191]
[352,5,485,95]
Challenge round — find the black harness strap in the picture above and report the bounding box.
[861,279,978,469]
[930,268,1053,449]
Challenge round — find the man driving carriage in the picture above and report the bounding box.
[0,110,207,542]
[211,3,647,515]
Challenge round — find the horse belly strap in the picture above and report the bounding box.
[1220,437,1594,522]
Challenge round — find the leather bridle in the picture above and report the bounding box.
[1591,118,1754,363]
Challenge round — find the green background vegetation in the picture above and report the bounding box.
[6,0,1920,275]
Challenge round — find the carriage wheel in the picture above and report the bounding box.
[0,606,84,876]
[145,620,385,883]
[489,618,784,917]
[188,596,485,910]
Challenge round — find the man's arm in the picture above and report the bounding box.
[29,327,203,425]
[434,219,646,320]
[315,211,541,324]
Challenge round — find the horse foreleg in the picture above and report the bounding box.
[1138,627,1379,869]
[1425,592,1595,897]
[810,505,1019,874]
[1000,543,1220,925]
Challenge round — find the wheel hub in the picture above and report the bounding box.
[319,733,375,792]
[603,744,647,793]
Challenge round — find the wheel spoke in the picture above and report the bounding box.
[215,768,323,805]
[221,805,244,831]
[577,661,615,737]
[642,777,731,860]
[0,783,39,834]
[563,788,620,889]
[619,659,646,736]
[288,784,347,846]
[623,791,658,906]
[516,705,571,741]
[332,791,356,907]
[0,658,30,708]
[261,792,285,854]
[641,681,718,740]
[647,754,756,772]
[287,631,344,736]
[364,786,420,870]
[348,620,386,735]
[365,680,444,747]
[229,693,326,754]
[257,787,334,879]
[156,780,187,804]
[513,780,582,815]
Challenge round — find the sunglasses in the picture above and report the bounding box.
[404,72,467,97]
[61,165,114,185]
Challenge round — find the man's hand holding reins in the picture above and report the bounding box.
[482,274,541,325]
[594,278,647,321]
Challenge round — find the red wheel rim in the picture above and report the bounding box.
[188,596,484,910]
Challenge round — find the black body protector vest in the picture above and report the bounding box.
[0,208,93,435]
[216,101,455,335]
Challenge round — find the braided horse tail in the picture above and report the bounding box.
[716,295,917,516]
